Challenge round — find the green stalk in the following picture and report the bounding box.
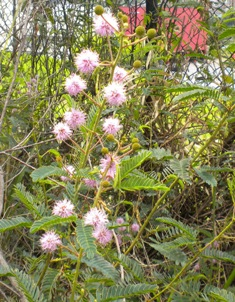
[224,267,235,289]
[70,248,83,302]
[37,253,51,287]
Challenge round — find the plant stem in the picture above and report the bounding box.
[37,253,51,287]
[70,248,83,302]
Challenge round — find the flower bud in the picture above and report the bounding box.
[132,137,139,143]
[101,147,109,155]
[135,26,146,38]
[101,180,110,187]
[147,28,157,40]
[106,134,115,142]
[133,60,142,69]
[132,143,141,150]
[122,15,128,23]
[94,5,104,15]
[117,12,123,19]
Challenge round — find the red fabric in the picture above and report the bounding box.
[119,6,207,52]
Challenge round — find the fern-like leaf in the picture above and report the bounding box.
[150,147,173,161]
[155,217,198,240]
[31,166,66,182]
[76,219,97,259]
[204,285,235,302]
[0,217,32,233]
[194,166,217,187]
[169,158,191,182]
[120,175,169,191]
[30,215,77,234]
[118,254,144,281]
[82,254,120,282]
[149,242,187,266]
[13,269,45,302]
[120,150,152,180]
[42,268,60,300]
[202,248,235,264]
[13,184,42,216]
[97,283,157,301]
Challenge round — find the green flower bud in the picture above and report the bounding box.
[147,28,157,40]
[132,137,139,143]
[117,12,123,19]
[122,15,128,23]
[106,134,115,142]
[101,147,109,155]
[94,5,104,15]
[101,180,110,187]
[133,60,142,69]
[132,143,141,150]
[135,26,146,38]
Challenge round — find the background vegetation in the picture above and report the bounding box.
[1,0,235,301]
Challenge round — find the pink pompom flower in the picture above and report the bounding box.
[61,165,75,182]
[93,13,119,37]
[116,217,126,232]
[131,223,140,233]
[103,117,122,135]
[75,49,100,74]
[65,74,87,96]
[92,225,113,246]
[83,178,98,189]
[100,154,119,180]
[113,66,128,83]
[103,82,127,106]
[53,122,72,141]
[40,231,62,253]
[64,108,86,130]
[52,199,75,218]
[84,207,108,228]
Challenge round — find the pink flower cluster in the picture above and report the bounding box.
[65,74,87,96]
[52,199,75,218]
[84,207,112,246]
[102,117,122,136]
[103,82,127,106]
[75,49,99,74]
[93,13,119,36]
[53,108,86,141]
[100,154,119,180]
[40,231,62,253]
[113,66,128,83]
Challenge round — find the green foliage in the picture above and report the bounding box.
[82,254,120,282]
[202,248,235,264]
[31,166,66,182]
[13,269,45,302]
[0,217,32,233]
[96,283,157,301]
[194,166,217,187]
[169,158,191,182]
[30,215,77,234]
[118,254,144,281]
[76,219,97,259]
[119,150,152,180]
[119,175,169,191]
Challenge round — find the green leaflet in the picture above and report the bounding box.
[118,254,144,281]
[42,268,60,300]
[96,283,157,301]
[202,248,235,264]
[13,269,45,302]
[149,242,187,266]
[120,150,152,180]
[119,175,169,191]
[76,219,97,259]
[169,158,191,182]
[194,166,217,187]
[31,166,66,182]
[0,217,32,233]
[219,28,235,40]
[30,215,77,234]
[82,254,119,282]
[155,217,198,240]
[13,183,42,216]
